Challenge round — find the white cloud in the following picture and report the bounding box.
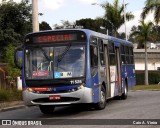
[42,0,65,10]
[78,0,98,4]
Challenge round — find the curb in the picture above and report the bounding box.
[130,89,160,92]
[0,101,26,112]
[0,105,26,112]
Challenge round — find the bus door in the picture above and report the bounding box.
[115,46,122,96]
[104,44,110,98]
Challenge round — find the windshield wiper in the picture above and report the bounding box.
[57,43,71,62]
[29,46,51,61]
[39,46,51,61]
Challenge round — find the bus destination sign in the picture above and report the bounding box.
[33,34,77,43]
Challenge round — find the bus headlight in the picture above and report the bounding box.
[68,83,84,92]
[78,83,84,89]
[27,88,33,92]
[27,88,39,93]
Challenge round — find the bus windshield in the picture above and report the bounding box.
[25,44,85,80]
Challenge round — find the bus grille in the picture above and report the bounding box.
[32,97,80,103]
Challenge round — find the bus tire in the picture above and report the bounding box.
[121,82,128,100]
[94,85,106,110]
[39,105,55,114]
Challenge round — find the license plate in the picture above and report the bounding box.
[49,95,61,100]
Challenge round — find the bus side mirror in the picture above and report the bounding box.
[14,46,23,69]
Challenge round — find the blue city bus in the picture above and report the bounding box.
[14,29,136,114]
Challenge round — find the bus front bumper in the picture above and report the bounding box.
[23,87,93,106]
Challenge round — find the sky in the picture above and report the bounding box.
[0,0,154,35]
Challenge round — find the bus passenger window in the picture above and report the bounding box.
[90,45,98,67]
[125,46,130,64]
[121,45,125,54]
[109,54,116,65]
[90,45,98,76]
[129,47,134,64]
[121,55,126,64]
[100,53,104,65]
[99,41,103,52]
[130,56,134,64]
[109,42,115,53]
[99,39,105,65]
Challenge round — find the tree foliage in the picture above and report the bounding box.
[6,44,21,79]
[76,18,101,31]
[76,17,114,35]
[152,25,160,41]
[118,32,126,40]
[0,0,32,36]
[130,20,154,85]
[39,21,52,31]
[141,0,160,24]
[102,0,134,37]
[129,22,160,47]
[130,20,154,43]
[0,0,32,62]
[53,20,75,29]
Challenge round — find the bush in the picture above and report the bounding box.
[0,89,22,102]
[136,70,160,85]
[0,90,10,101]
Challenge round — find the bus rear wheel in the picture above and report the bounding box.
[121,82,128,100]
[39,105,55,114]
[94,86,106,110]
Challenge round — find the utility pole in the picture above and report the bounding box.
[32,0,39,32]
[123,0,127,40]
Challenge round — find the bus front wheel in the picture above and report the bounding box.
[94,85,106,110]
[39,105,55,114]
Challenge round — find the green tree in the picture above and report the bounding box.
[152,25,160,41]
[118,32,126,39]
[0,0,32,36]
[76,18,100,31]
[0,0,32,61]
[141,0,160,24]
[39,21,52,31]
[0,29,21,62]
[76,18,111,34]
[94,17,107,33]
[101,0,134,37]
[130,20,154,85]
[6,44,21,88]
[53,20,74,29]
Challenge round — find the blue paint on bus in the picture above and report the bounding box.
[15,29,136,112]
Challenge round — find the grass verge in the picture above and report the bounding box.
[132,85,160,91]
[0,89,22,102]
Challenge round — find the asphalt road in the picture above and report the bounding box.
[0,91,160,128]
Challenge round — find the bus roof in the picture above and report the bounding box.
[26,29,132,45]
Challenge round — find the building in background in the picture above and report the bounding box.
[134,49,160,70]
[133,42,160,49]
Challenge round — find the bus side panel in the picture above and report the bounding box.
[126,65,136,90]
[129,65,136,89]
[92,72,100,103]
[84,37,99,103]
[121,64,125,94]
[22,48,26,89]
